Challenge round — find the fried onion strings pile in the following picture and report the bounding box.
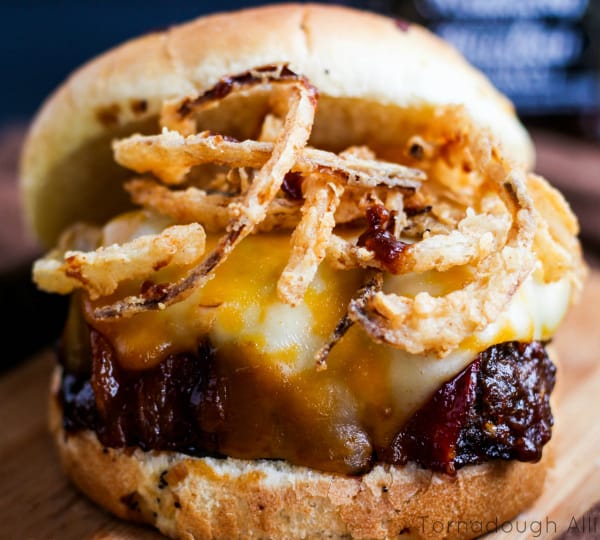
[33,63,583,358]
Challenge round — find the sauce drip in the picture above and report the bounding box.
[357,204,408,273]
[379,359,480,475]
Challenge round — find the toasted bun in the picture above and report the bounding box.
[49,388,549,540]
[20,3,534,247]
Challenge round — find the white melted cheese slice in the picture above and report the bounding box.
[88,210,572,429]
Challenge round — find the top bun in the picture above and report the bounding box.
[20,3,534,246]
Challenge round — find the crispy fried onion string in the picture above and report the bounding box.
[125,177,374,232]
[527,173,585,288]
[32,62,583,356]
[348,129,537,356]
[113,130,424,188]
[160,64,304,136]
[277,175,344,306]
[326,234,377,270]
[314,270,383,371]
[125,178,302,232]
[33,223,206,300]
[327,192,511,274]
[94,76,317,319]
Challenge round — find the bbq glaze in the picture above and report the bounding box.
[60,333,555,475]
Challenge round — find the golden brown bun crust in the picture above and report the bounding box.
[21,3,534,246]
[50,388,549,540]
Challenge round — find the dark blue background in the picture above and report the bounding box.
[1,1,276,121]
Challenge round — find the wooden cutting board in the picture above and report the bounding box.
[1,272,599,540]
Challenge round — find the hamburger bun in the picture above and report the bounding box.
[25,4,584,540]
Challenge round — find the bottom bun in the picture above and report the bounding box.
[50,395,550,540]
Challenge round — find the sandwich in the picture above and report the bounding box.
[21,4,586,539]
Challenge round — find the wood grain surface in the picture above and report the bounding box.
[1,271,599,540]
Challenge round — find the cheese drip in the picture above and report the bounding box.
[86,210,572,433]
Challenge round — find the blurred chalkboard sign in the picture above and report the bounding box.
[416,0,599,115]
[331,0,600,118]
[415,0,589,19]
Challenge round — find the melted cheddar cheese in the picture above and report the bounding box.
[85,210,572,434]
